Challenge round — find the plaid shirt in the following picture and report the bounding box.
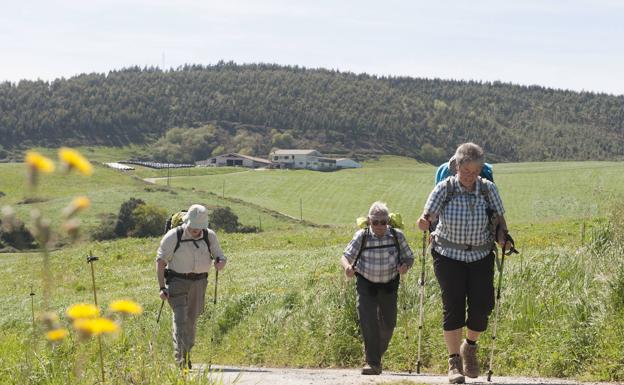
[424,177,505,262]
[343,227,414,283]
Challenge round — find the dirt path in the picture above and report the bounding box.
[192,365,613,385]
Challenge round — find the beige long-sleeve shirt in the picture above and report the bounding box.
[156,225,226,273]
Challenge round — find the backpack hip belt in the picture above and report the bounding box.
[165,269,208,281]
[432,234,494,252]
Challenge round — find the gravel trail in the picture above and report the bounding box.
[191,365,615,385]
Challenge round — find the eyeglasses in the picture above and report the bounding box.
[371,220,388,226]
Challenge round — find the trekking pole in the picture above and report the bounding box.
[487,241,507,382]
[149,300,166,353]
[87,252,105,383]
[415,230,428,374]
[156,300,165,323]
[213,258,221,305]
[209,258,222,370]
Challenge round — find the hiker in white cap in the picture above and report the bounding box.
[156,204,227,369]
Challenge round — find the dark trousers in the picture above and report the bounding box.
[355,274,400,366]
[432,249,495,332]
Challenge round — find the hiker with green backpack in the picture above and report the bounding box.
[155,204,227,370]
[341,201,415,375]
[417,143,514,384]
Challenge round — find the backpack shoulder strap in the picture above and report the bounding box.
[351,228,369,268]
[173,226,184,253]
[477,176,491,206]
[440,176,457,211]
[389,227,402,264]
[202,229,213,259]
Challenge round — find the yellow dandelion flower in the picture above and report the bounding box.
[73,317,119,336]
[25,151,55,173]
[108,299,143,315]
[46,328,68,342]
[62,196,91,218]
[58,147,93,176]
[73,196,91,210]
[66,303,99,320]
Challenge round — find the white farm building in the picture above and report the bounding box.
[269,149,360,170]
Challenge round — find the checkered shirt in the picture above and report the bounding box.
[343,227,414,283]
[424,177,505,262]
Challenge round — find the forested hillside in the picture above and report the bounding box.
[1,62,623,161]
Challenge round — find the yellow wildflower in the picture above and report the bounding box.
[108,299,143,315]
[72,196,91,210]
[73,317,119,337]
[62,196,91,218]
[25,151,55,173]
[66,303,99,320]
[58,147,93,176]
[46,328,68,342]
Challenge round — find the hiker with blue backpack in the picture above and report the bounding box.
[341,201,415,375]
[417,143,513,384]
[155,204,227,369]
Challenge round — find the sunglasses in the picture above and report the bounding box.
[371,219,388,226]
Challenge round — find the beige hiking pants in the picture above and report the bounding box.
[167,276,208,364]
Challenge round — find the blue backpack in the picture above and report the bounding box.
[435,162,494,185]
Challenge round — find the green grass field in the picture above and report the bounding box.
[157,156,624,227]
[0,162,300,235]
[1,150,624,384]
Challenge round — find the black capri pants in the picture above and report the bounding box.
[432,249,495,332]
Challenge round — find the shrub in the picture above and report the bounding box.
[209,206,259,233]
[209,207,239,233]
[129,204,168,238]
[0,218,37,250]
[91,213,118,241]
[114,198,145,237]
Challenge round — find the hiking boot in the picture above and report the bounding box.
[361,363,382,375]
[460,340,479,378]
[448,355,465,384]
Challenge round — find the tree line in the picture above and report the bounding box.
[1,62,623,162]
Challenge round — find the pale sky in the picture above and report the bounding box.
[2,0,624,95]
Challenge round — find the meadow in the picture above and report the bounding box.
[158,157,624,227]
[1,151,623,384]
